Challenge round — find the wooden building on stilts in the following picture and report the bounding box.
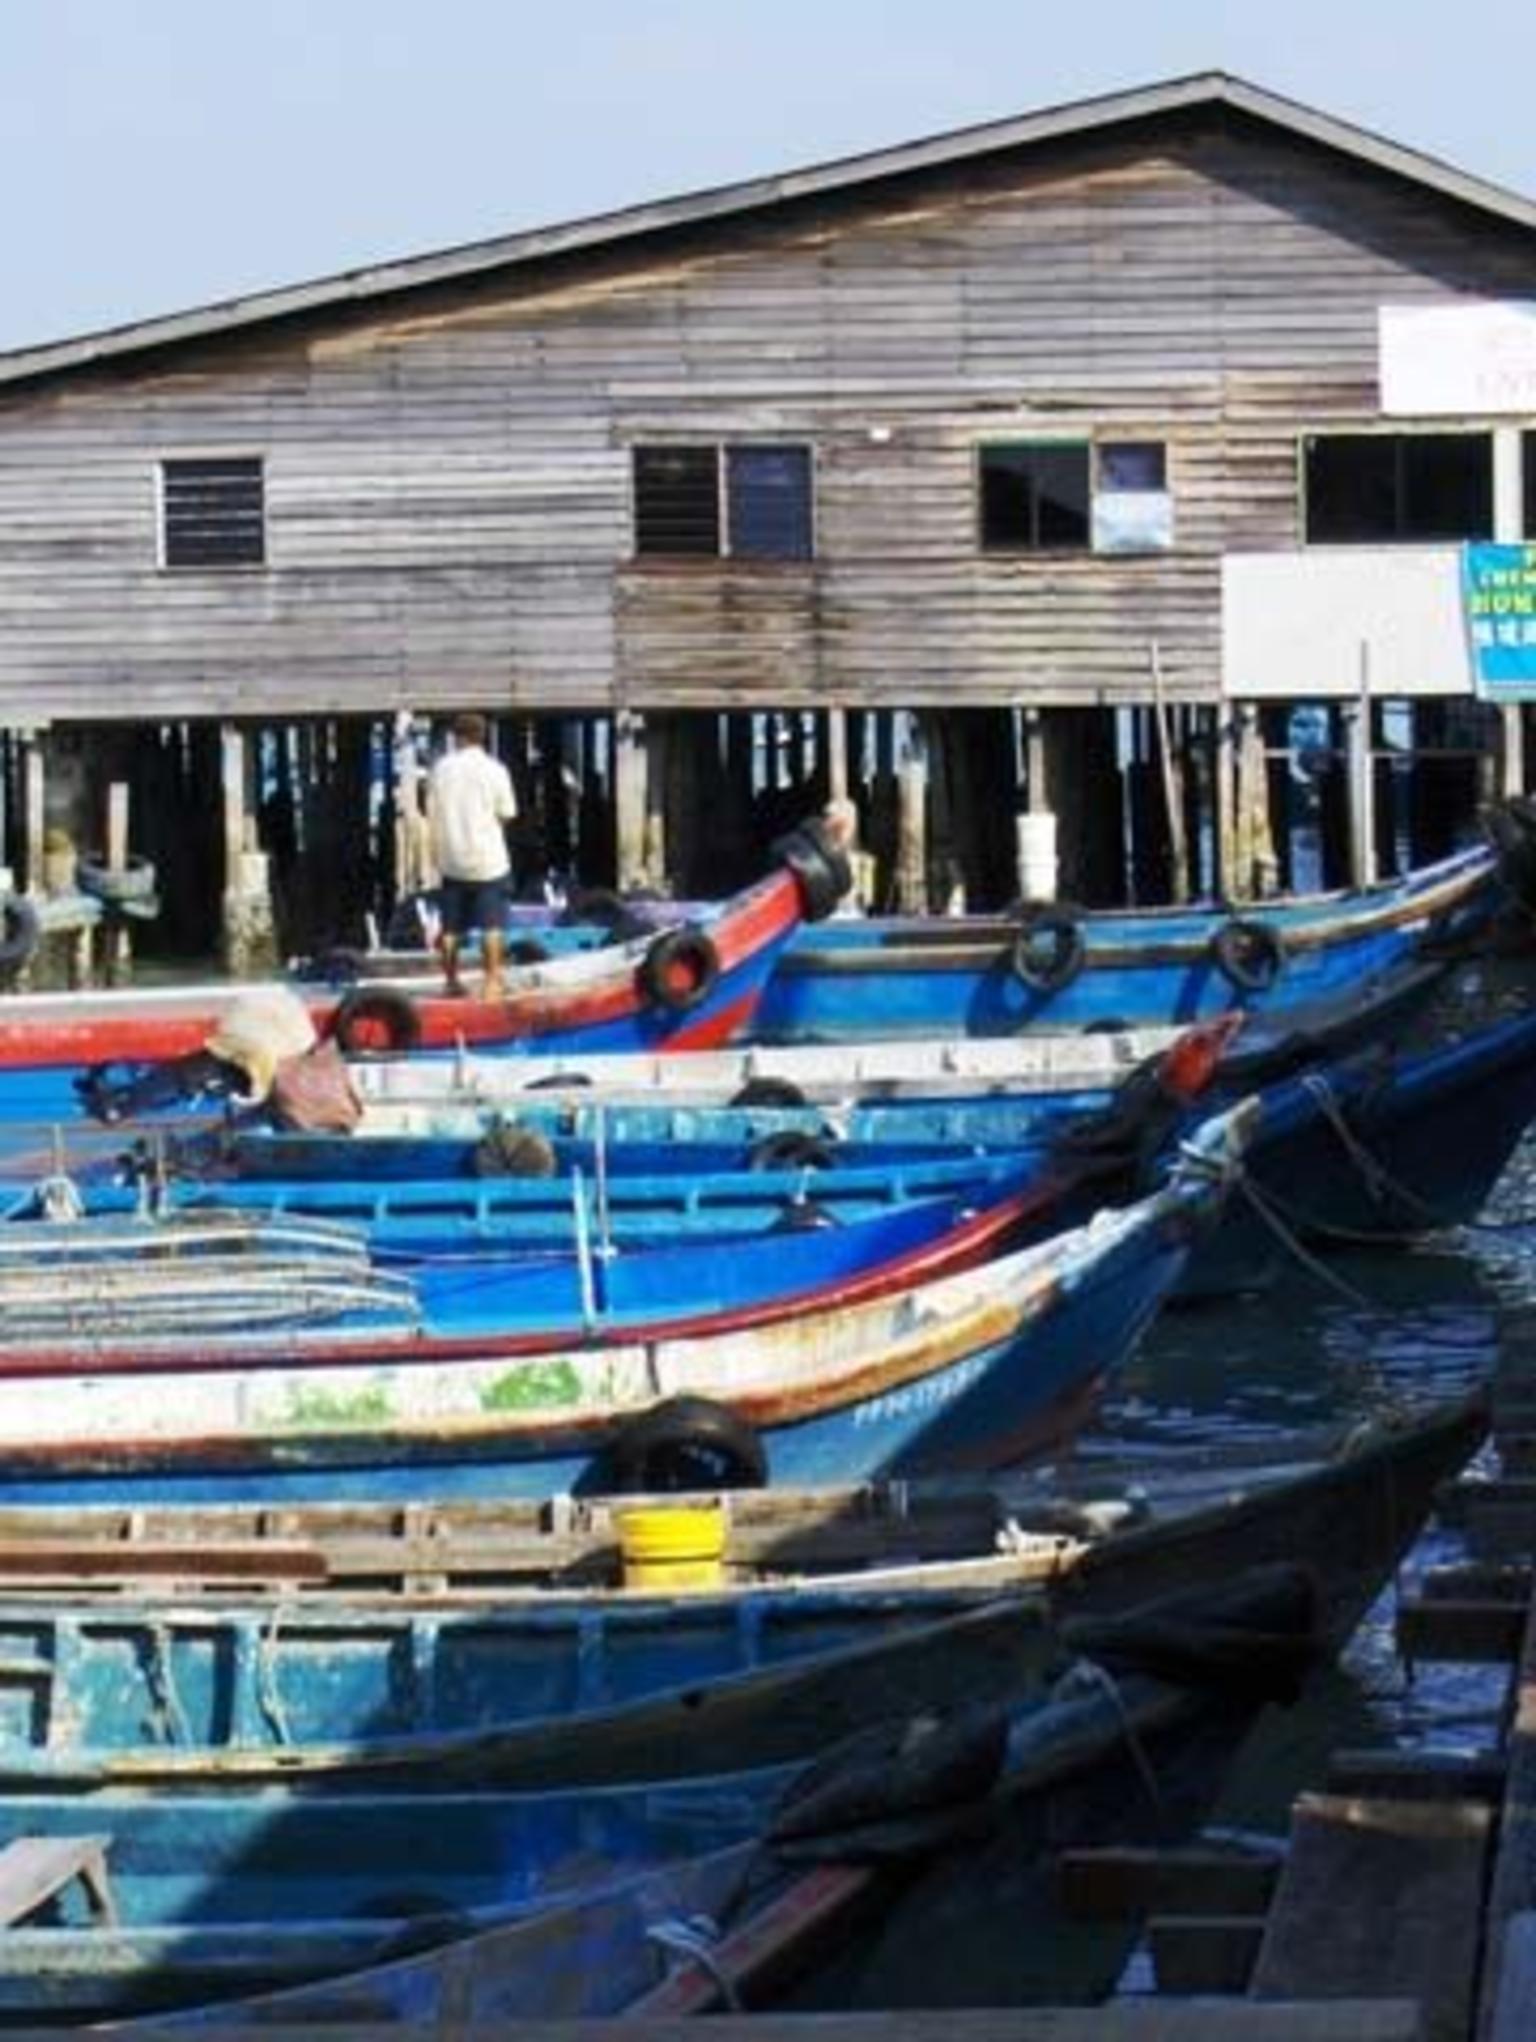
[0,71,1534,977]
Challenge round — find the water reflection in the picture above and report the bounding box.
[1069,1142,1536,1843]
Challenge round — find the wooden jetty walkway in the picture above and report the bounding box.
[1078,1327,1536,2042]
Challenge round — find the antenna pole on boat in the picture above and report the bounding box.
[594,1105,614,1263]
[572,1166,599,1332]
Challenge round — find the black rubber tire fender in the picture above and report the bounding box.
[729,1076,810,1109]
[1210,917,1287,994]
[770,821,853,923]
[77,852,157,904]
[330,985,423,1055]
[769,1197,841,1233]
[600,1394,768,1494]
[638,926,720,1014]
[0,895,41,974]
[748,1128,836,1172]
[1008,903,1087,994]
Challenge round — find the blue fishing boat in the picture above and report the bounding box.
[0,1391,1476,1795]
[1181,997,1536,1294]
[0,1113,1244,1505]
[105,970,1536,1301]
[0,1565,1316,2020]
[753,838,1514,1040]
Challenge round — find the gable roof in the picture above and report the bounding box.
[5,69,1536,390]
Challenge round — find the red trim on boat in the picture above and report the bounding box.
[0,870,802,1070]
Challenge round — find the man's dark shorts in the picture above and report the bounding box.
[439,876,507,937]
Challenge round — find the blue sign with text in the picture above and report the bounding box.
[1463,543,1536,697]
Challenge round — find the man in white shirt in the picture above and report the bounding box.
[427,711,517,999]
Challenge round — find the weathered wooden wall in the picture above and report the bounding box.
[2,112,1535,724]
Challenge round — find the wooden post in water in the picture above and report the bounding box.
[642,714,668,892]
[826,707,849,804]
[1344,645,1377,889]
[21,735,43,899]
[1502,705,1527,802]
[613,710,648,892]
[895,754,928,913]
[103,781,131,984]
[1149,643,1190,904]
[218,723,277,977]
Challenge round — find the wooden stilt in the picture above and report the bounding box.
[895,754,928,913]
[218,724,276,977]
[614,710,648,892]
[827,707,849,804]
[642,713,668,891]
[21,737,44,899]
[1213,705,1236,902]
[1342,659,1375,890]
[1502,705,1526,802]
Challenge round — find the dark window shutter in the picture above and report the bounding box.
[979,444,1089,550]
[633,446,720,555]
[727,445,813,559]
[162,458,265,567]
[1305,433,1492,543]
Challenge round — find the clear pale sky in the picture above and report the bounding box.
[4,0,1534,354]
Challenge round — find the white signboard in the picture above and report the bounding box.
[1380,301,1536,415]
[1222,550,1471,699]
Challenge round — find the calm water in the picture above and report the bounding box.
[1056,1124,1536,1845]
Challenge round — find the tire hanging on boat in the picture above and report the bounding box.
[1007,903,1087,993]
[76,852,158,904]
[769,1197,840,1232]
[599,1395,768,1494]
[729,1077,810,1109]
[638,926,720,1014]
[771,820,853,922]
[330,985,423,1055]
[748,1128,837,1172]
[1210,917,1286,994]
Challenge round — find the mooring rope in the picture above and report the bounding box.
[255,1609,293,1747]
[1300,1070,1536,1238]
[643,1913,741,2009]
[1229,1166,1376,1308]
[1051,1657,1162,1812]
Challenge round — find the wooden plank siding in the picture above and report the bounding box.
[2,113,1536,722]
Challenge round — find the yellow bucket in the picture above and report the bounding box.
[616,1501,727,1592]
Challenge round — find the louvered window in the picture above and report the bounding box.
[633,444,813,559]
[161,457,266,568]
[633,447,720,556]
